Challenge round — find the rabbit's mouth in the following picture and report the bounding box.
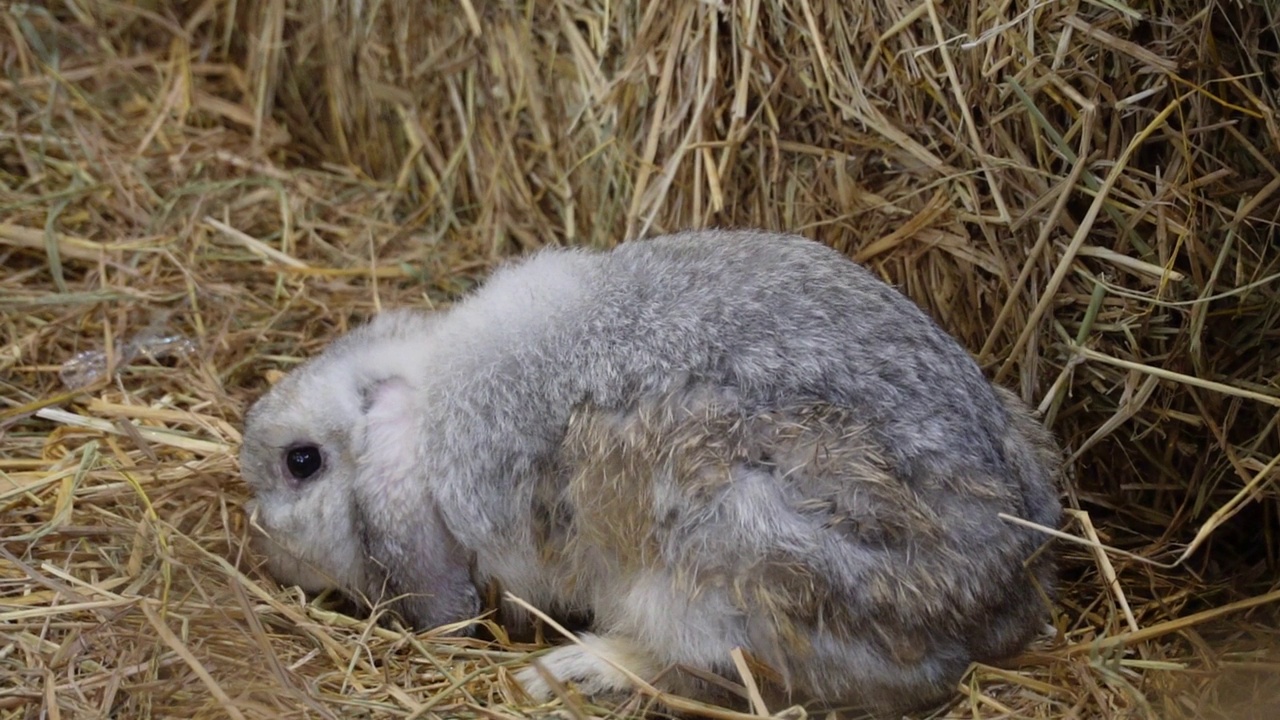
[257,531,344,594]
[244,501,345,594]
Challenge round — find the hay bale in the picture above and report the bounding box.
[1,0,1277,717]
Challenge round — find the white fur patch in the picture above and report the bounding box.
[605,570,749,670]
[515,633,661,701]
[433,250,590,368]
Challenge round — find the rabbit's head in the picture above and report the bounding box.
[238,310,479,630]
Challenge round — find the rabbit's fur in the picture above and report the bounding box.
[239,230,1062,715]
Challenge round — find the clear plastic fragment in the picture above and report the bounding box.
[59,314,196,389]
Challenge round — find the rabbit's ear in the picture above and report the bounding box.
[352,376,479,631]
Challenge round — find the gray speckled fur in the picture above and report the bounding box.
[239,229,1062,715]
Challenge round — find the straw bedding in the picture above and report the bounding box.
[2,1,1278,717]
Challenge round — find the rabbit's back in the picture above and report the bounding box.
[576,230,1014,482]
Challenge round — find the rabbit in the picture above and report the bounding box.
[238,229,1063,716]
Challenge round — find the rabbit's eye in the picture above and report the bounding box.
[285,445,323,481]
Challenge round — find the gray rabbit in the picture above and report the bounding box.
[239,230,1062,715]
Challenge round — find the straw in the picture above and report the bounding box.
[3,1,1278,718]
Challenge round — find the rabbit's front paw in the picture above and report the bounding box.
[514,633,659,701]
